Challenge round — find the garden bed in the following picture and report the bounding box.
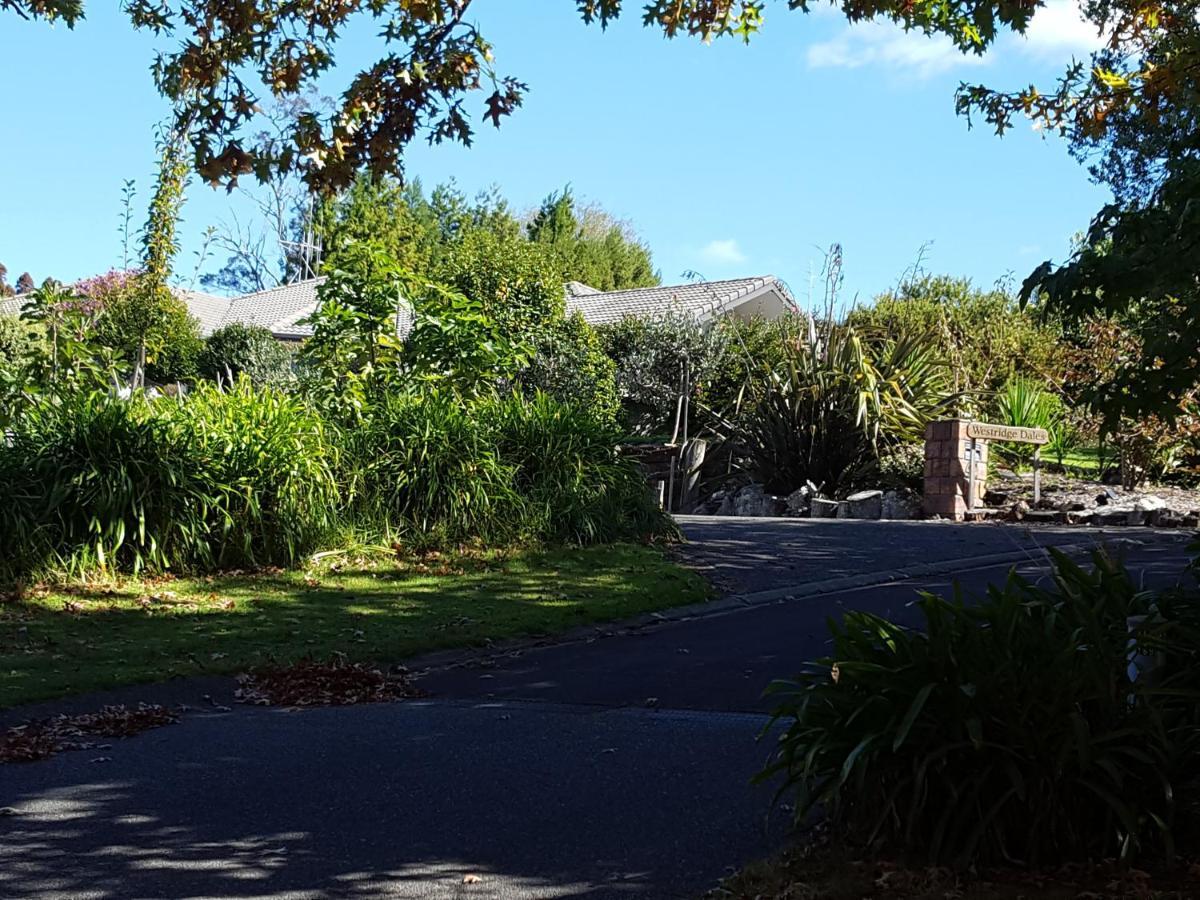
[0,543,707,709]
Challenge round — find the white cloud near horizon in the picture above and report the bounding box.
[700,239,748,265]
[806,0,1105,79]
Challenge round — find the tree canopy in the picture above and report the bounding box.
[9,0,1038,195]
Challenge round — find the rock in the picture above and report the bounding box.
[1023,510,1064,524]
[810,498,839,518]
[1127,495,1168,526]
[881,490,919,520]
[785,486,812,517]
[1059,500,1088,513]
[715,492,736,516]
[1007,500,1030,522]
[837,490,883,520]
[1095,492,1109,506]
[983,489,1010,506]
[1093,509,1129,527]
[731,484,779,518]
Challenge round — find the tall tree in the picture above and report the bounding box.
[527,188,659,291]
[14,272,35,295]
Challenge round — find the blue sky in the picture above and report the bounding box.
[1,0,1108,305]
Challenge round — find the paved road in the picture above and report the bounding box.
[2,520,1194,899]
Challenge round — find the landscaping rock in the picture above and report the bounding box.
[784,486,812,517]
[731,484,779,518]
[1093,510,1129,527]
[881,490,920,520]
[837,490,883,520]
[1127,495,1168,526]
[1007,500,1030,522]
[810,498,839,518]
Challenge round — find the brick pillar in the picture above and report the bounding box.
[923,419,989,520]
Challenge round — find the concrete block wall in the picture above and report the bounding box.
[923,419,988,520]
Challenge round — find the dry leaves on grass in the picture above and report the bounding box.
[0,704,179,764]
[234,656,426,707]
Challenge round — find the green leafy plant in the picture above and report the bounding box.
[759,550,1200,868]
[484,391,672,543]
[993,376,1072,466]
[198,322,295,387]
[517,312,618,426]
[718,322,953,495]
[0,380,338,577]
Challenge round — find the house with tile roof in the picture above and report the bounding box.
[1,275,799,340]
[178,274,798,341]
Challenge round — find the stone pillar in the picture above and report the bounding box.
[923,419,988,520]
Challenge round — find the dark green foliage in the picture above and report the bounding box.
[597,312,721,436]
[485,391,670,544]
[527,187,659,291]
[721,324,954,495]
[344,389,672,548]
[0,381,338,576]
[198,322,295,386]
[761,550,1200,868]
[345,390,522,546]
[517,312,618,425]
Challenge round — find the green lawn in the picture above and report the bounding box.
[0,543,708,709]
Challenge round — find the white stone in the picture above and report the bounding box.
[810,498,839,518]
[837,490,883,520]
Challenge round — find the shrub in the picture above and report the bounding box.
[0,314,45,372]
[484,391,672,543]
[720,323,953,495]
[344,389,522,546]
[993,376,1073,467]
[596,312,721,436]
[517,312,618,426]
[0,380,338,577]
[198,322,295,387]
[760,550,1200,868]
[168,379,339,567]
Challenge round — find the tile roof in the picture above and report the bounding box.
[1,274,797,339]
[0,296,29,317]
[564,275,795,325]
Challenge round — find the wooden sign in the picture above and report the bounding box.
[965,422,1050,444]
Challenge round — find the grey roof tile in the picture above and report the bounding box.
[172,274,797,340]
[565,275,795,325]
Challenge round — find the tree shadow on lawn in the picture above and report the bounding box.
[0,543,707,709]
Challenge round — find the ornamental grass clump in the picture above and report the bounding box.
[0,379,339,577]
[759,549,1200,869]
[344,389,522,547]
[484,390,673,544]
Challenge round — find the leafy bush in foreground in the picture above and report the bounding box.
[0,381,338,576]
[760,550,1200,868]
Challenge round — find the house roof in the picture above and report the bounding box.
[0,296,28,317]
[564,275,797,325]
[2,274,798,339]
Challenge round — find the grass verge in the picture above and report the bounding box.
[1,543,707,709]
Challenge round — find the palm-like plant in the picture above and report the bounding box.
[717,320,954,495]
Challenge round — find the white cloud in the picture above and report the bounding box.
[1020,0,1107,59]
[700,239,747,265]
[806,21,986,79]
[805,0,1105,80]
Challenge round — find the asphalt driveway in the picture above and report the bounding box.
[2,519,1194,899]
